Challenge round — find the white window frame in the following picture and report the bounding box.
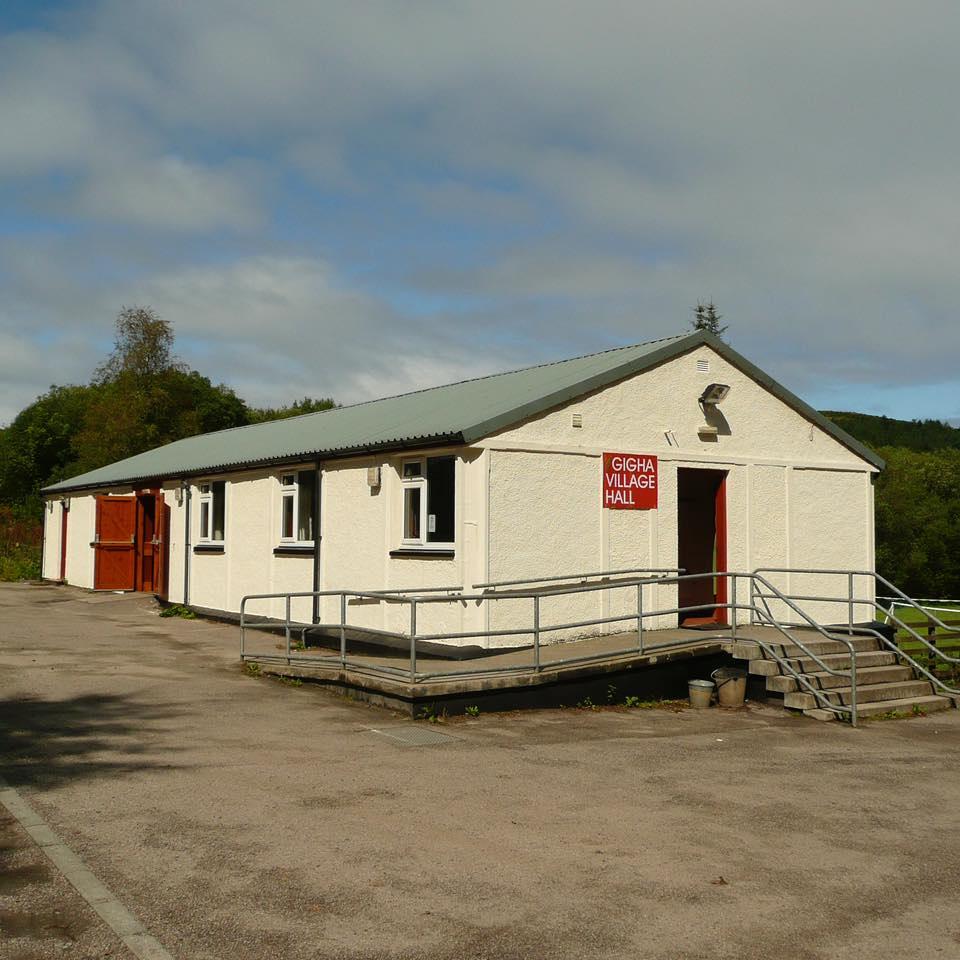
[400,456,455,550]
[198,480,226,544]
[279,471,316,546]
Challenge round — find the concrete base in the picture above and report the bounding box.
[254,642,733,716]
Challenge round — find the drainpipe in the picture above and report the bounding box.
[182,480,192,605]
[312,461,322,624]
[39,500,48,581]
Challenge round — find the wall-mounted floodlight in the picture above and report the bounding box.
[699,383,731,406]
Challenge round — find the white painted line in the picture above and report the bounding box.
[0,775,175,960]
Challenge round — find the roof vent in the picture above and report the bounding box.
[697,358,710,373]
[572,413,583,428]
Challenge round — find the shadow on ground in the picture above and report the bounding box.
[0,693,186,791]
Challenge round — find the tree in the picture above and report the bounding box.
[248,396,338,423]
[70,306,252,473]
[95,306,184,382]
[0,385,95,506]
[691,301,728,339]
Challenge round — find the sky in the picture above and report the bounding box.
[2,1,960,427]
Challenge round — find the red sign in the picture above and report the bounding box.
[603,452,658,510]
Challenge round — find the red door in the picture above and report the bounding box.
[677,469,728,626]
[136,494,157,592]
[133,491,170,597]
[93,497,137,590]
[155,497,171,600]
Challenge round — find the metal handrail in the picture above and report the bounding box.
[753,567,960,666]
[473,567,683,590]
[239,570,871,722]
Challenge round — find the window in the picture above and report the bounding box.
[198,481,226,542]
[401,456,455,547]
[279,470,316,543]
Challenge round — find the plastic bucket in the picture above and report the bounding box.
[688,679,714,709]
[711,667,747,708]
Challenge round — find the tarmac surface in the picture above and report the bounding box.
[3,580,960,960]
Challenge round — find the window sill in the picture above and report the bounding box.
[193,543,225,555]
[273,544,315,557]
[389,548,455,559]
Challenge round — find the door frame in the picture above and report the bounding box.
[133,487,169,598]
[676,467,728,626]
[58,501,69,581]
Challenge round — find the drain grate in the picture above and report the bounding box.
[369,726,461,747]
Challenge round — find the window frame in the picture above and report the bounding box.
[198,480,226,544]
[399,456,456,550]
[278,470,316,546]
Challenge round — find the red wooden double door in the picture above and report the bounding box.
[93,491,170,597]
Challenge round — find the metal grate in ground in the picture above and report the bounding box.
[368,725,462,746]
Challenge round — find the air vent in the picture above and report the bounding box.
[697,359,710,373]
[572,413,583,428]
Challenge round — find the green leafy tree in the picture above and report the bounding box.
[691,301,728,339]
[0,384,95,507]
[248,396,338,423]
[70,307,251,472]
[874,447,960,598]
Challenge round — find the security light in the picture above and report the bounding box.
[699,383,731,406]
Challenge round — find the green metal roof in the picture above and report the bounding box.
[43,330,882,494]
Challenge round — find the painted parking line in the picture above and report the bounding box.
[0,774,174,960]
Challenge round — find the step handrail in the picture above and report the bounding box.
[753,567,960,635]
[752,567,960,666]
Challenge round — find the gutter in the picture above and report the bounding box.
[40,434,465,497]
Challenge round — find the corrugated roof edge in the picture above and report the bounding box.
[41,329,882,494]
[459,329,884,470]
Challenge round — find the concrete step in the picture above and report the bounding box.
[784,680,933,711]
[748,650,898,677]
[803,694,953,722]
[765,663,914,694]
[730,635,882,661]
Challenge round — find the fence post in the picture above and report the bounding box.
[928,619,938,679]
[533,595,541,672]
[285,594,291,666]
[636,583,644,653]
[409,599,417,682]
[340,593,347,668]
[749,576,755,626]
[847,572,855,636]
[730,576,737,640]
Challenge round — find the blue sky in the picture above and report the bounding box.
[2,1,960,426]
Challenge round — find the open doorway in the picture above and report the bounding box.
[677,468,727,627]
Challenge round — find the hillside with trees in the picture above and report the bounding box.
[822,411,960,453]
[821,413,960,599]
[0,307,335,578]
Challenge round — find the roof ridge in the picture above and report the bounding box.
[143,332,692,445]
[266,331,691,422]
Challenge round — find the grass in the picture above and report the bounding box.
[883,603,960,683]
[159,604,196,619]
[0,507,41,581]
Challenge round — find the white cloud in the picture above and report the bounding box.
[1,0,959,419]
[74,155,260,231]
[125,255,511,407]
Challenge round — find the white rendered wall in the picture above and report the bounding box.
[479,344,877,637]
[318,449,487,642]
[41,501,61,579]
[60,493,97,589]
